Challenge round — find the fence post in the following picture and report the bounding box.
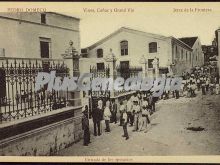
[61,41,81,107]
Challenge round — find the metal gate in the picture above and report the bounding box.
[89,65,110,118]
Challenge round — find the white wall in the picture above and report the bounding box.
[87,30,171,68]
[192,38,204,67]
[0,13,80,59]
[171,39,193,75]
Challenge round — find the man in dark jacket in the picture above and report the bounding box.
[148,92,157,114]
[82,109,91,146]
[111,99,117,124]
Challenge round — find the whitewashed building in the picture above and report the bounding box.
[0,12,82,120]
[179,37,204,68]
[81,27,204,77]
[0,12,80,59]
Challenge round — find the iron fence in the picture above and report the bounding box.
[116,65,142,79]
[89,66,110,116]
[90,65,143,98]
[115,65,142,96]
[0,57,72,123]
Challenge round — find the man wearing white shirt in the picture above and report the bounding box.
[104,100,111,132]
[132,100,141,132]
[126,97,133,126]
[139,97,150,132]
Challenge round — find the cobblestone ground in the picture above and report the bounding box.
[56,91,220,156]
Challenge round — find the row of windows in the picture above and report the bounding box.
[96,41,158,58]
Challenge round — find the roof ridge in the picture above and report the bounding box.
[178,36,198,39]
[86,26,168,49]
[46,12,80,20]
[120,26,167,38]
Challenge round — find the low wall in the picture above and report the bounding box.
[0,106,83,156]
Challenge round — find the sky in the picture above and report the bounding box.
[1,2,220,48]
[63,2,220,48]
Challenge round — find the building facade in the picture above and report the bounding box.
[81,27,203,77]
[0,12,80,59]
[179,37,204,67]
[0,12,82,122]
[202,38,218,65]
[0,12,85,155]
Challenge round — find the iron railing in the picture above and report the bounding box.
[115,65,142,96]
[0,57,73,123]
[89,65,142,98]
[116,65,142,79]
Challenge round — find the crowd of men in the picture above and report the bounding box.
[161,66,219,99]
[181,66,219,97]
[82,65,219,146]
[82,91,157,145]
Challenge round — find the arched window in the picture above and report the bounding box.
[149,42,157,53]
[97,48,103,58]
[120,40,128,56]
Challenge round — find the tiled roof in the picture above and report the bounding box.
[178,37,198,48]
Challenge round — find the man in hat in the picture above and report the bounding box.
[206,77,210,92]
[201,79,206,95]
[196,78,201,91]
[147,92,154,114]
[119,101,125,126]
[122,107,129,140]
[132,100,141,131]
[82,107,91,146]
[104,100,111,132]
[139,97,150,132]
[126,96,133,126]
[92,99,103,136]
[111,99,117,124]
[132,92,139,104]
[216,83,219,95]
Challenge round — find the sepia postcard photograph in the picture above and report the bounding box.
[0,1,220,163]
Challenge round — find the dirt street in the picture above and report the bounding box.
[57,91,220,156]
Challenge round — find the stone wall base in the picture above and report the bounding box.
[0,109,83,156]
